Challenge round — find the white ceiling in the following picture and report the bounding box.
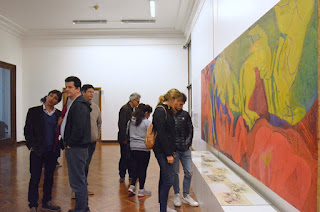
[0,0,199,39]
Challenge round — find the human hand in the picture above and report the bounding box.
[167,156,174,164]
[57,117,63,126]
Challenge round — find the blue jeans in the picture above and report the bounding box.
[65,147,88,212]
[85,142,96,178]
[155,152,175,212]
[173,149,192,196]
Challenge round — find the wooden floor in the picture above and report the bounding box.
[0,142,201,212]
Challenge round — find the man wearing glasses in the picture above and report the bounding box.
[118,92,141,183]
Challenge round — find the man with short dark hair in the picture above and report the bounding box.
[81,84,102,195]
[61,76,91,212]
[172,93,199,207]
[25,90,63,212]
[118,92,141,182]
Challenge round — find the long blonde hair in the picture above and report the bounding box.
[158,88,181,104]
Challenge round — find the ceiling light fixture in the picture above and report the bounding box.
[93,5,99,10]
[150,0,155,18]
[121,20,155,24]
[73,20,107,24]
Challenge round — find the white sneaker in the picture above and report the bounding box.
[173,193,181,207]
[128,185,136,194]
[167,207,177,212]
[181,194,199,207]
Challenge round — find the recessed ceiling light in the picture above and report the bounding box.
[150,0,155,18]
[121,20,155,24]
[72,20,107,24]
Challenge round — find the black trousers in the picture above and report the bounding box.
[28,151,57,208]
[130,150,150,189]
[118,143,135,178]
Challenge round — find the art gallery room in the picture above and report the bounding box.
[0,0,318,211]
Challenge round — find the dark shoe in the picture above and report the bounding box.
[119,177,125,183]
[42,201,61,211]
[30,207,37,212]
[68,207,90,212]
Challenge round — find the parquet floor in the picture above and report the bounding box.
[0,142,201,212]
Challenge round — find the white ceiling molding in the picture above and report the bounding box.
[23,37,187,47]
[0,0,200,41]
[175,0,195,31]
[22,28,185,40]
[0,14,25,38]
[183,0,205,44]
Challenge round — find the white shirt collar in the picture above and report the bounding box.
[43,104,56,116]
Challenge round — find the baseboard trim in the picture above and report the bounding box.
[100,140,118,143]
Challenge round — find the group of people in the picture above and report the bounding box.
[25,76,101,212]
[24,76,198,212]
[118,89,198,212]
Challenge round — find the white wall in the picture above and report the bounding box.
[22,38,188,140]
[190,0,214,149]
[213,0,280,57]
[0,27,23,141]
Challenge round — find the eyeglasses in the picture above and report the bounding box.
[133,99,140,104]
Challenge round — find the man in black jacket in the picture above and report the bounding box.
[24,90,62,212]
[60,76,91,212]
[118,92,140,182]
[172,93,199,207]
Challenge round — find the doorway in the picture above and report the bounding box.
[0,61,16,144]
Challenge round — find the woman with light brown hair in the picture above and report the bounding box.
[152,88,181,212]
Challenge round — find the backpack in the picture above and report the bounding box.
[145,105,167,149]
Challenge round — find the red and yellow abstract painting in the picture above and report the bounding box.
[201,0,318,211]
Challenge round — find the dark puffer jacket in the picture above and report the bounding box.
[174,109,193,152]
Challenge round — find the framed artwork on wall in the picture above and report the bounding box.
[201,0,319,211]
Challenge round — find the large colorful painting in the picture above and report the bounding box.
[201,0,318,211]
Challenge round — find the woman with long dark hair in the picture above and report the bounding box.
[128,103,153,196]
[24,90,62,212]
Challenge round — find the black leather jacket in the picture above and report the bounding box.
[174,109,193,152]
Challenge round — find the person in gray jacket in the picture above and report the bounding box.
[81,84,102,196]
[127,103,153,197]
